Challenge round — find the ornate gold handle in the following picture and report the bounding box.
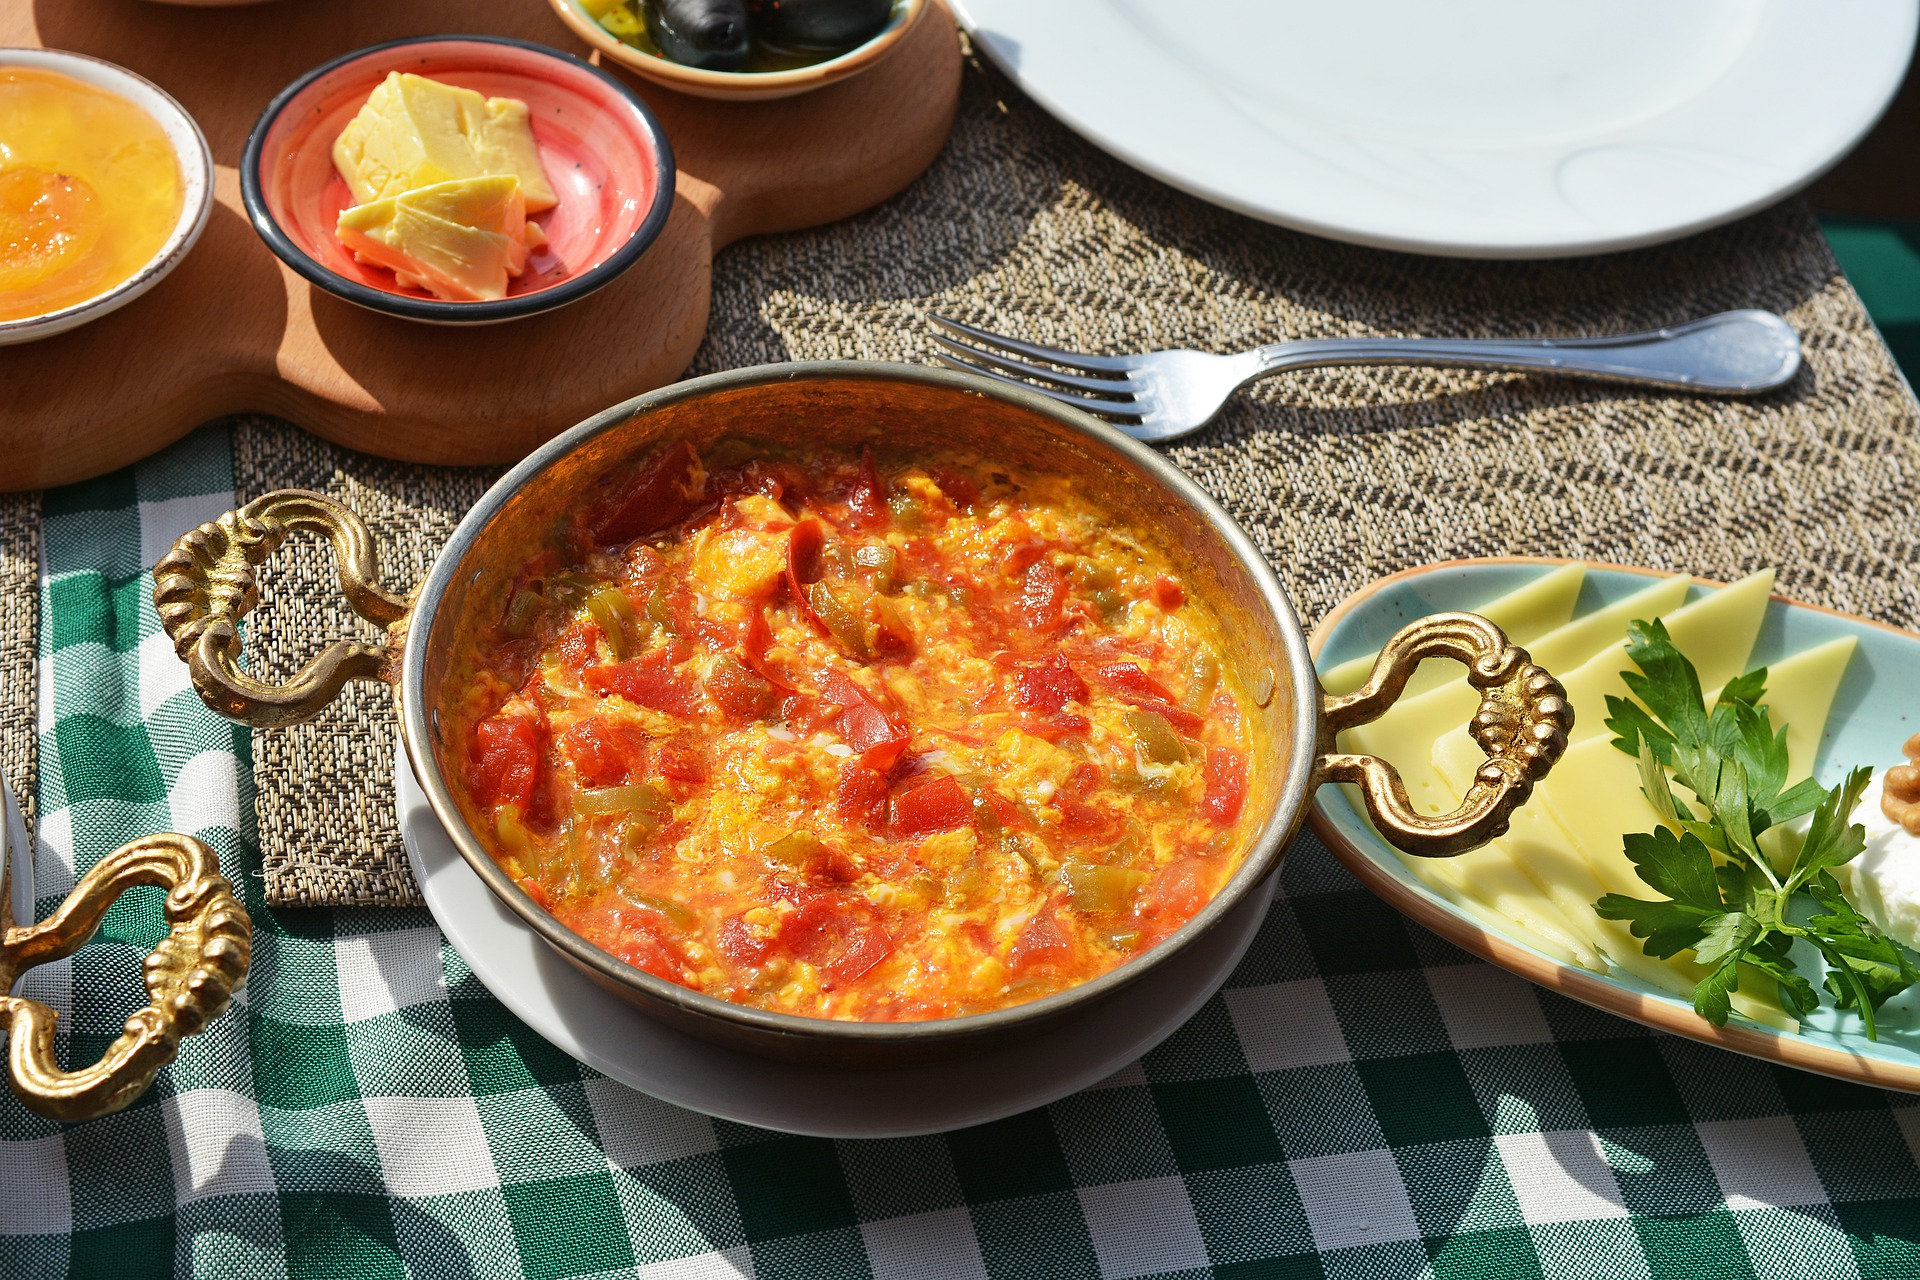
[152,490,412,728]
[0,834,250,1121]
[1314,612,1572,857]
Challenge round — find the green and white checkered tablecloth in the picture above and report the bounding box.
[7,425,1920,1280]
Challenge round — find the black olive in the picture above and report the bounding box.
[748,0,892,51]
[647,0,751,70]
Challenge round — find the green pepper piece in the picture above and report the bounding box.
[765,830,826,866]
[1062,862,1148,913]
[1075,562,1119,591]
[547,572,597,609]
[808,582,872,660]
[619,888,696,927]
[620,812,660,851]
[495,805,533,853]
[588,586,635,661]
[504,587,545,637]
[1125,709,1187,764]
[1182,650,1221,712]
[647,581,676,634]
[887,492,925,528]
[576,783,673,815]
[853,543,898,592]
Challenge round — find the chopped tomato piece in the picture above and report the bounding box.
[821,671,910,772]
[595,441,706,544]
[470,715,545,810]
[716,914,772,969]
[1149,575,1185,610]
[519,877,553,911]
[783,896,893,983]
[1094,661,1177,703]
[741,608,798,693]
[927,464,979,511]
[603,912,691,982]
[707,656,774,721]
[1199,746,1248,825]
[999,531,1045,575]
[1136,859,1213,932]
[656,742,708,785]
[1009,910,1070,974]
[835,761,890,827]
[552,619,601,673]
[986,792,1028,832]
[786,518,827,632]
[848,445,886,528]
[1094,662,1205,733]
[1011,653,1088,714]
[1018,712,1090,742]
[561,721,644,787]
[1014,560,1066,632]
[889,774,972,837]
[585,652,701,718]
[1136,858,1213,941]
[1057,764,1110,836]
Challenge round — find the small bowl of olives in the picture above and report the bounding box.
[549,0,927,100]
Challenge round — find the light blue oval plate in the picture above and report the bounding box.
[1306,556,1920,1091]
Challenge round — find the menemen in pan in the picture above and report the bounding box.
[449,442,1255,1021]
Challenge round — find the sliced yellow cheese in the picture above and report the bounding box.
[1757,636,1858,780]
[1320,563,1585,697]
[337,175,531,302]
[1560,568,1776,748]
[1525,575,1696,678]
[1393,839,1607,970]
[333,72,557,213]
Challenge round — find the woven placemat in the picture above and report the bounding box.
[0,494,37,847]
[237,36,1920,907]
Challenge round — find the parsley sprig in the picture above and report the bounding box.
[1593,620,1915,1038]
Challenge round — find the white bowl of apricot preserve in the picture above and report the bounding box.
[0,51,213,346]
[153,363,1572,1065]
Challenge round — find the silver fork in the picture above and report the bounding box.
[929,310,1802,442]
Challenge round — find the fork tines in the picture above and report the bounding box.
[928,316,1143,419]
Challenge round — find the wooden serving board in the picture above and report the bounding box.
[1,0,961,489]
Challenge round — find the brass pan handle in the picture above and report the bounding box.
[153,490,411,728]
[1315,612,1573,857]
[1,834,250,1121]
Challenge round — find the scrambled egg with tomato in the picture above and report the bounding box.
[450,444,1256,1021]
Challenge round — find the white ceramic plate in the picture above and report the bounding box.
[950,0,1918,258]
[397,747,1275,1138]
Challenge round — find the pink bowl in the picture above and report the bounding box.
[242,36,674,324]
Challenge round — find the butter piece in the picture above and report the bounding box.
[337,176,532,302]
[333,72,556,213]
